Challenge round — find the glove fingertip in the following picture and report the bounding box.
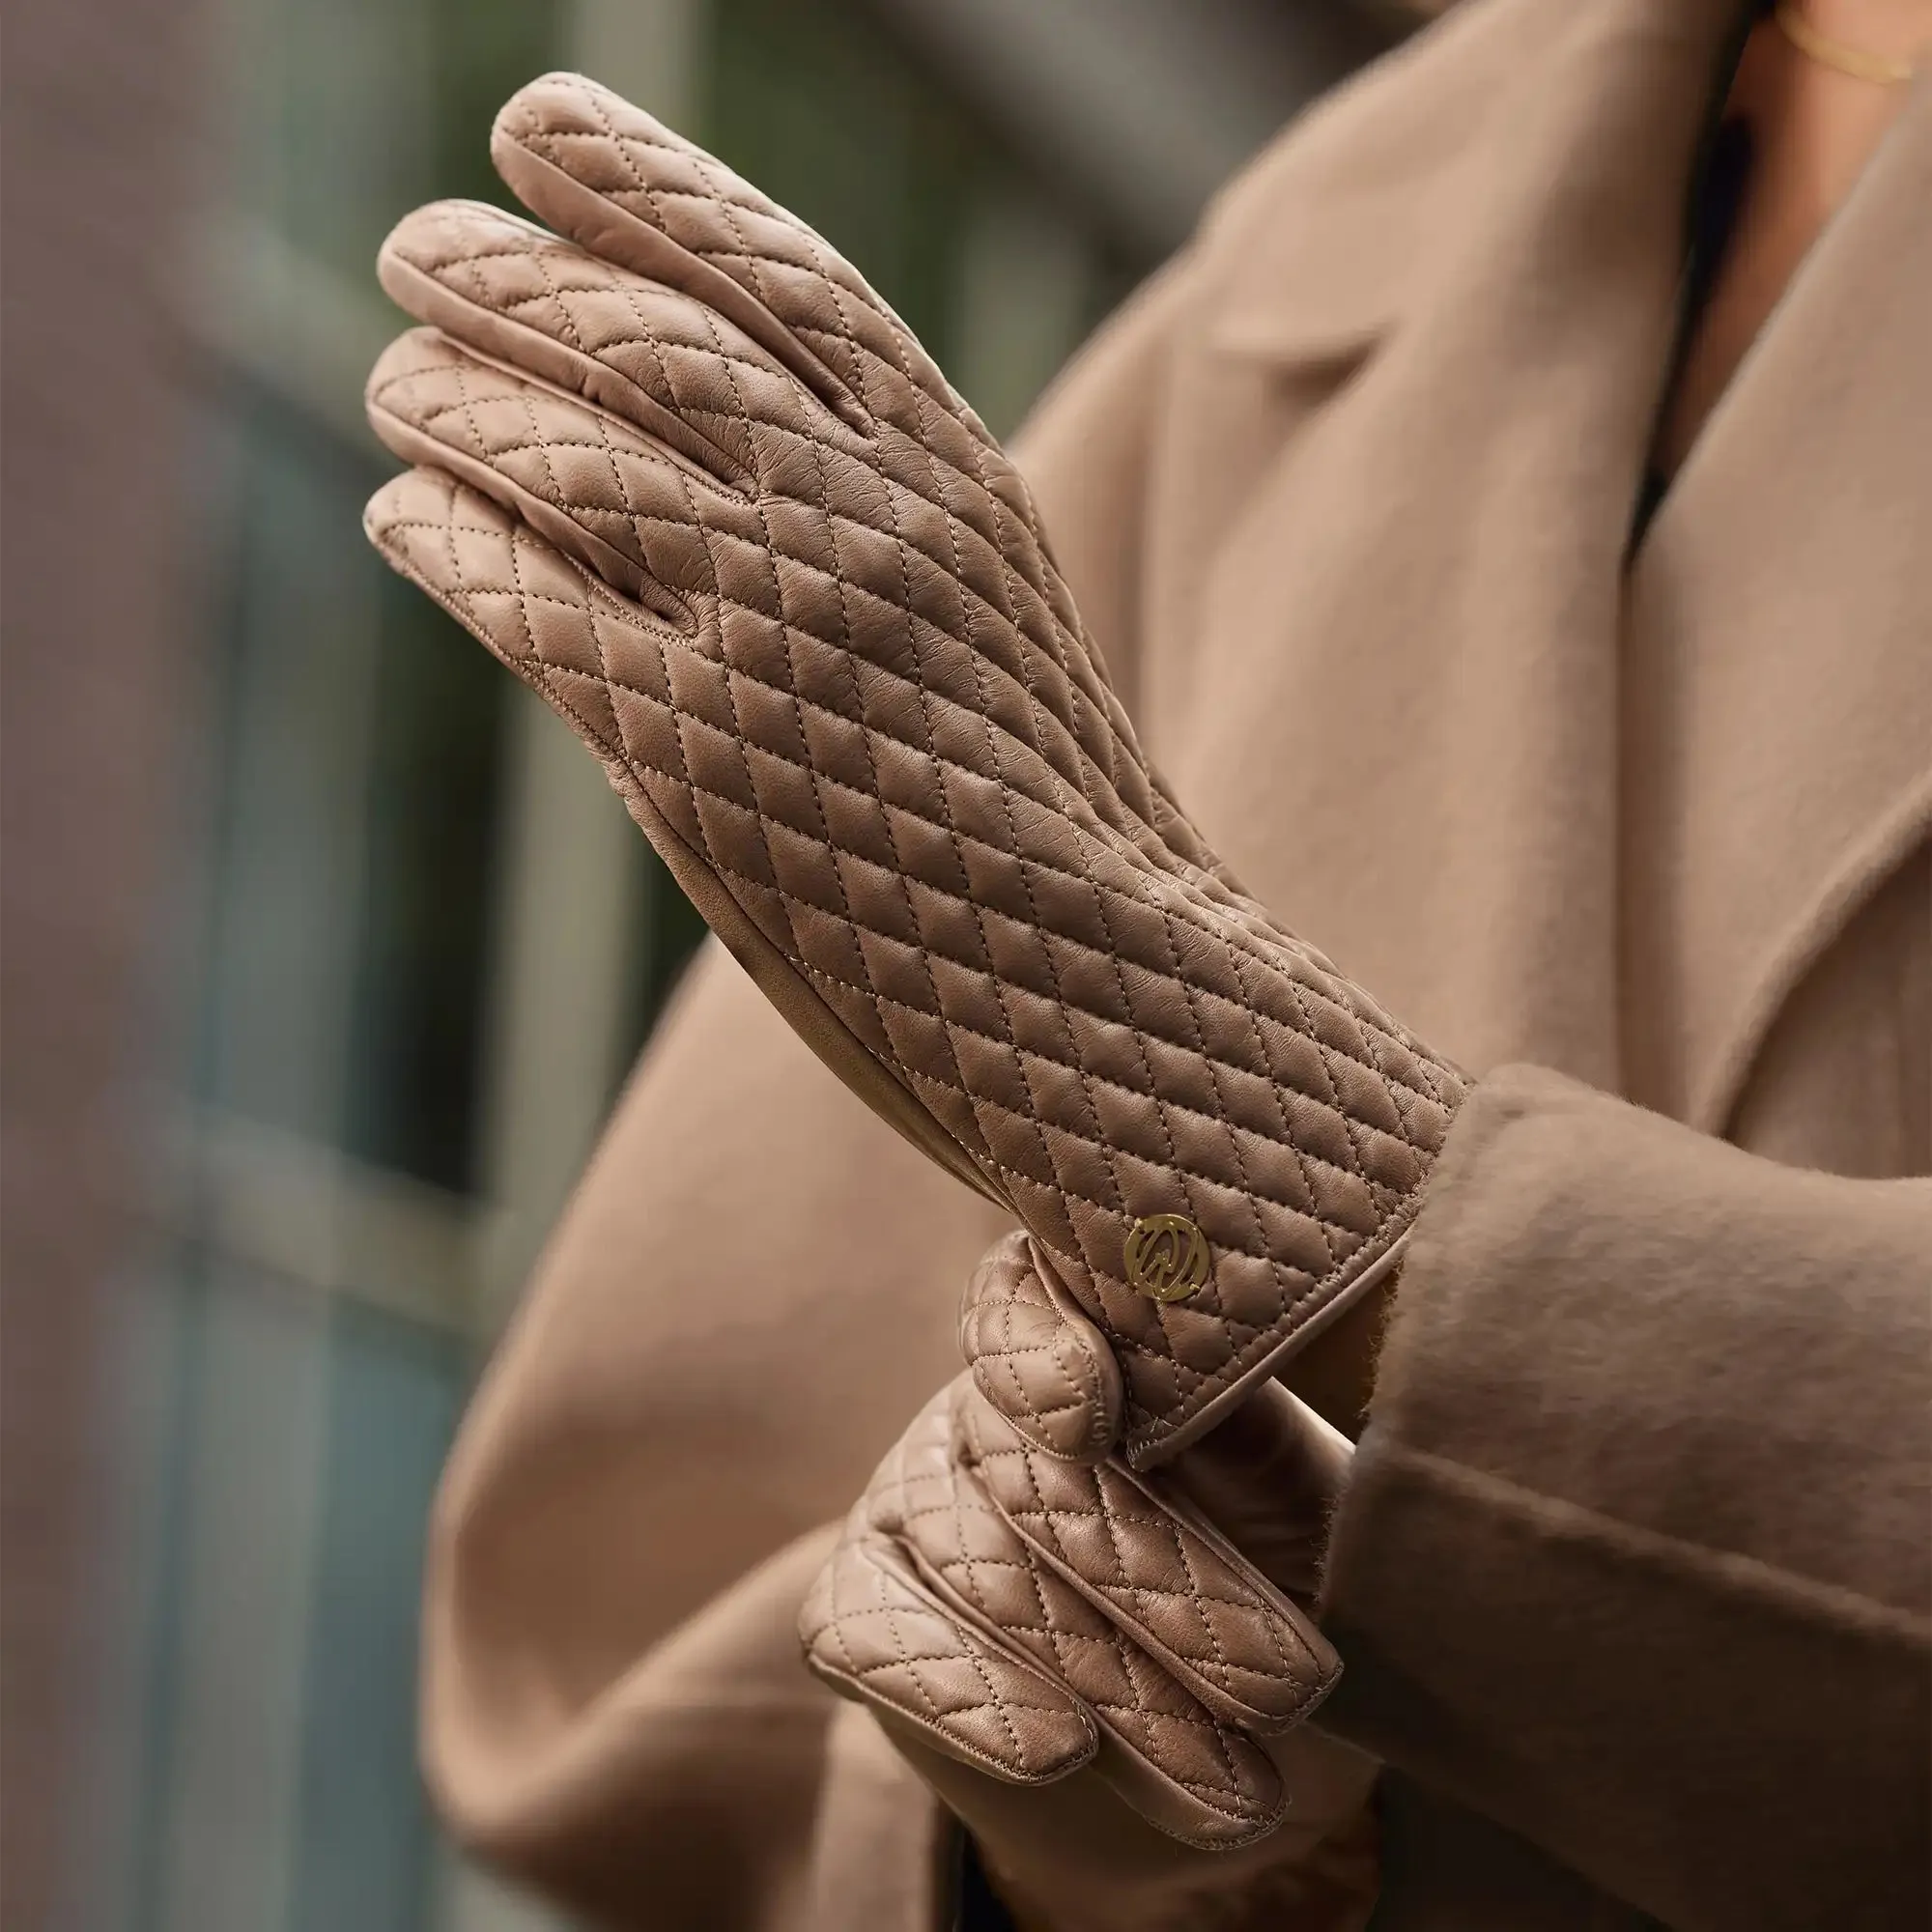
[959,1234,1123,1463]
[361,464,466,574]
[1091,1719,1290,1852]
[799,1534,1097,1786]
[488,71,668,172]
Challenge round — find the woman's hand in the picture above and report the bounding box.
[800,1233,1380,1932]
[362,71,1468,1475]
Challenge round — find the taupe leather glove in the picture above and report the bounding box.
[362,72,1469,1467]
[800,1231,1380,1932]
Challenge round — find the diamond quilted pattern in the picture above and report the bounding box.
[798,1516,1095,1786]
[951,1381,1337,1731]
[958,1230,1123,1462]
[799,1387,1292,1846]
[364,71,1471,1466]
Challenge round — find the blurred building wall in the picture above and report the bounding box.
[0,5,1389,1929]
[1,6,204,1929]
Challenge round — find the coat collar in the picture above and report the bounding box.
[1163,0,1928,1127]
[1205,0,1742,367]
[1622,71,1932,1130]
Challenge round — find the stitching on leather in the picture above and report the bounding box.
[384,359,1174,819]
[1154,896,1300,1275]
[1221,929,1352,1267]
[763,377,950,1106]
[885,1434,1122,1779]
[481,99,1406,977]
[932,389,1136,1228]
[966,1278,1106,1448]
[817,1548,1057,1779]
[378,534,1440,1363]
[371,167,1464,1427]
[384,339,1340,946]
[831,1387,1281,1823]
[566,80,867,415]
[407,229,821,470]
[899,1510,1259,1814]
[385,510,1439,1205]
[994,1444,1271,1711]
[533,85,965,426]
[509,220,759,489]
[867,385,1049,1160]
[932,1480,1046,1771]
[376,504,1441,1221]
[514,226,593,361]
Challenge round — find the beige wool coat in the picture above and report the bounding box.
[420,0,1932,1925]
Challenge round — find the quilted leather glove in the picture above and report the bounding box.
[361,73,1469,1466]
[799,1229,1380,1932]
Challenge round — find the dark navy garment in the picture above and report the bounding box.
[1634,111,1758,539]
[956,1833,1013,1932]
[1632,0,1774,541]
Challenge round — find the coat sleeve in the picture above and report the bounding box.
[417,257,1193,1928]
[1318,1064,1932,1932]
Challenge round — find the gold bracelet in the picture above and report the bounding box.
[1774,0,1920,85]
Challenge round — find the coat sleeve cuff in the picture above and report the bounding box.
[1313,1065,1932,1931]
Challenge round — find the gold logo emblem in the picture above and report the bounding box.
[1123,1214,1209,1303]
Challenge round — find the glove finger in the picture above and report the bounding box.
[365,327,728,616]
[953,1381,1340,1735]
[960,1230,1123,1462]
[363,465,690,748]
[492,72,966,441]
[867,1385,1289,1849]
[362,464,1012,1208]
[377,198,865,491]
[799,1517,1097,1788]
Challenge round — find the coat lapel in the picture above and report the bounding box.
[1152,0,1924,1132]
[1156,0,1748,1097]
[1621,74,1932,1133]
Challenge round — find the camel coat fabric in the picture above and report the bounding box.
[419,0,1932,1925]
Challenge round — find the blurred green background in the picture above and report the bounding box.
[1,2,1393,1926]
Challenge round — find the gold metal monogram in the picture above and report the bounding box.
[1123,1213,1209,1303]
